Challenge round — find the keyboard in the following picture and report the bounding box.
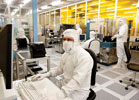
[18,81,44,100]
[17,78,65,100]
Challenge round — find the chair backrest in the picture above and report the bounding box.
[88,40,100,55]
[85,48,97,86]
[124,42,131,63]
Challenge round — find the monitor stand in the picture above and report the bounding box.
[0,72,17,100]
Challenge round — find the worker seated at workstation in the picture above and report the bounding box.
[30,29,96,100]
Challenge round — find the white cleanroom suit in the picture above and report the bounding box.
[82,31,96,48]
[17,28,29,44]
[112,18,128,68]
[76,24,82,35]
[32,29,93,100]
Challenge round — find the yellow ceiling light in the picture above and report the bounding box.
[118,7,136,10]
[125,11,137,14]
[101,10,115,13]
[117,16,135,18]
[107,14,114,15]
[88,10,98,12]
[106,7,115,10]
[61,10,67,12]
[77,6,85,9]
[89,1,105,6]
[88,12,97,14]
[132,4,138,6]
[89,3,99,6]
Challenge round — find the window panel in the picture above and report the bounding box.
[61,7,67,24]
[117,0,138,36]
[68,5,75,24]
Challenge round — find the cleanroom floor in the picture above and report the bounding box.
[45,48,139,100]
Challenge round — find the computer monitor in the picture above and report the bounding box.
[16,38,28,50]
[0,24,13,89]
[80,34,86,41]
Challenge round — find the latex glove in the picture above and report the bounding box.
[111,35,116,40]
[31,73,51,81]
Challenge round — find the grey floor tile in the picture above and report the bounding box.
[102,71,120,79]
[130,73,139,80]
[112,68,129,74]
[96,75,109,85]
[95,90,120,100]
[129,92,139,100]
[107,83,132,96]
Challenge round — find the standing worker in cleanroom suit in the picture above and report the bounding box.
[82,31,96,48]
[17,28,29,43]
[31,29,93,100]
[112,18,128,69]
[76,24,82,35]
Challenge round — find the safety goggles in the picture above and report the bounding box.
[63,37,74,42]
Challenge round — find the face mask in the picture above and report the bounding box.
[63,41,74,53]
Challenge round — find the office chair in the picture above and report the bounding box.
[85,48,97,100]
[119,43,139,90]
[88,39,101,70]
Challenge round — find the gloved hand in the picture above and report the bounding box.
[31,72,51,81]
[111,35,116,40]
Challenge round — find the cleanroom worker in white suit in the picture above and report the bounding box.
[112,18,128,69]
[32,29,93,100]
[76,24,82,35]
[17,28,29,43]
[82,31,96,48]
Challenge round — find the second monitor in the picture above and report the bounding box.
[80,34,86,41]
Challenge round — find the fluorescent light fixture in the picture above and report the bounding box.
[68,16,73,18]
[107,14,114,15]
[5,0,13,5]
[19,4,23,8]
[61,10,67,12]
[125,11,137,14]
[77,6,85,9]
[88,10,98,12]
[89,1,105,6]
[14,9,18,12]
[118,7,136,10]
[23,0,31,4]
[37,9,41,12]
[89,3,99,6]
[132,4,138,5]
[40,5,50,10]
[87,13,96,14]
[51,0,63,6]
[11,12,15,16]
[117,16,134,18]
[29,10,32,14]
[107,7,115,10]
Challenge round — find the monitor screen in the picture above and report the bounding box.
[0,24,13,89]
[80,34,86,41]
[16,38,27,50]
